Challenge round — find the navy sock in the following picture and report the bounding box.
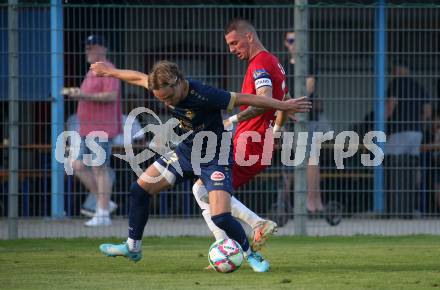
[211,212,250,252]
[128,182,150,240]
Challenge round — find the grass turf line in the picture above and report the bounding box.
[0,236,440,290]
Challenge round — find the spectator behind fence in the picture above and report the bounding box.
[384,61,432,218]
[384,62,431,155]
[282,31,332,216]
[63,35,122,226]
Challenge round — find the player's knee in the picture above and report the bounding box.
[211,212,233,230]
[135,174,162,194]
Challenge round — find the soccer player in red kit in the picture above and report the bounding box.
[192,18,306,261]
[228,34,289,189]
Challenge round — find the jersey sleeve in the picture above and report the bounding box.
[199,84,236,112]
[251,61,273,90]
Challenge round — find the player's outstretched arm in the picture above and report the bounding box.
[274,92,293,131]
[233,86,273,123]
[234,93,311,114]
[91,62,149,89]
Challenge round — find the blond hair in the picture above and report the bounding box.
[148,60,184,90]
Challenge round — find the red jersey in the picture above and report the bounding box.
[234,50,288,142]
[232,51,288,189]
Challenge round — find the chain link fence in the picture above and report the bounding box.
[1,1,440,239]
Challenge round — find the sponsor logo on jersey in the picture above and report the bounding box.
[255,78,273,89]
[210,171,225,181]
[253,69,270,80]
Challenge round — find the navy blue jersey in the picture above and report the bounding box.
[154,80,236,193]
[168,79,235,159]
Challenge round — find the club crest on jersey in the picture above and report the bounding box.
[253,69,269,80]
[210,171,225,181]
[185,110,195,120]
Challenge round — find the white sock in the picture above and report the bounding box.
[193,183,228,241]
[192,183,264,231]
[202,210,228,241]
[231,196,263,229]
[127,238,142,252]
[96,207,110,218]
[192,183,210,212]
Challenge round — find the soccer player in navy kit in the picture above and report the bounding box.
[91,60,310,272]
[192,19,294,258]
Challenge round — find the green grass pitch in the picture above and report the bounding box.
[1,236,440,290]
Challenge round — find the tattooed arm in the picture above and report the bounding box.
[235,86,272,122]
[223,86,272,129]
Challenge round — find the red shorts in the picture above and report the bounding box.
[232,161,268,189]
[231,140,274,189]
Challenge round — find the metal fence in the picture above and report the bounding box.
[1,1,440,239]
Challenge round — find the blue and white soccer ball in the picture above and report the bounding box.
[208,238,244,273]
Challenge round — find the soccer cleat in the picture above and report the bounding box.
[99,243,143,263]
[84,216,112,227]
[246,251,270,272]
[81,200,118,218]
[251,220,278,252]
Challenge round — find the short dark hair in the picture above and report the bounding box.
[224,18,255,35]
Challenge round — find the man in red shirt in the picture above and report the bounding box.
[63,35,122,226]
[192,19,293,255]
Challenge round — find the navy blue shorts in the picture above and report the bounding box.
[153,144,233,194]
